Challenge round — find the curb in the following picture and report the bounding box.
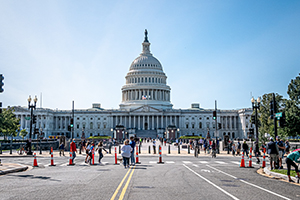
[263,167,298,183]
[0,164,29,176]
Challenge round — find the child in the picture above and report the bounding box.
[121,139,133,169]
[232,143,236,156]
[96,141,108,163]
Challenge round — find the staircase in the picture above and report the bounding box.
[135,130,157,139]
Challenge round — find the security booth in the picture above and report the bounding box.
[114,125,126,140]
[166,125,177,140]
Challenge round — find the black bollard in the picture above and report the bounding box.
[0,143,2,154]
[139,145,141,154]
[10,138,12,155]
[168,145,170,154]
[119,145,121,154]
[188,145,190,154]
[148,145,151,154]
[79,146,81,154]
[178,145,180,154]
[109,145,111,154]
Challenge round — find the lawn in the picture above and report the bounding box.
[271,169,298,177]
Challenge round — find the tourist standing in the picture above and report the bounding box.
[153,139,156,154]
[121,139,133,169]
[267,137,279,170]
[130,136,136,166]
[96,141,107,163]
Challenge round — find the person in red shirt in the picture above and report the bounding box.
[70,139,77,163]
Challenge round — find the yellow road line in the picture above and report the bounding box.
[119,166,136,200]
[110,167,132,200]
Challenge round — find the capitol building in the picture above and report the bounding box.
[13,30,253,140]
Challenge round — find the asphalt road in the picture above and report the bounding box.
[1,152,300,200]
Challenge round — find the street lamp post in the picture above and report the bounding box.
[251,97,261,145]
[27,95,37,155]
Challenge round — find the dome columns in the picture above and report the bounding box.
[122,89,170,102]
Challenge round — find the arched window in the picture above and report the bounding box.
[145,77,147,83]
[135,78,137,83]
[155,78,157,83]
[90,122,93,129]
[152,77,154,82]
[232,132,235,138]
[199,122,202,128]
[138,78,140,83]
[149,77,151,82]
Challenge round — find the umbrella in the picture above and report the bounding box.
[292,148,300,152]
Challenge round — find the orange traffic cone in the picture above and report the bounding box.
[240,151,245,168]
[68,152,75,166]
[50,147,56,166]
[248,147,253,168]
[262,148,266,168]
[33,153,39,167]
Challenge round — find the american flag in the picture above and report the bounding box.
[142,95,147,100]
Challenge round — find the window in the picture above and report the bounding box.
[186,118,189,120]
[90,133,93,137]
[145,77,147,83]
[192,117,194,120]
[90,118,93,120]
[98,118,100,120]
[155,78,157,83]
[199,117,202,120]
[207,117,209,120]
[206,122,210,128]
[186,124,189,129]
[98,123,100,129]
[141,78,143,83]
[77,117,79,120]
[199,122,202,129]
[135,78,137,83]
[213,123,215,128]
[83,124,86,129]
[77,133,79,137]
[90,122,93,129]
[192,124,195,129]
[152,78,154,82]
[104,118,106,120]
[138,78,140,83]
[77,124,79,129]
[83,118,85,120]
[149,77,151,82]
[104,124,106,129]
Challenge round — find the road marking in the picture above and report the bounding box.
[110,167,133,200]
[201,169,211,173]
[192,164,199,167]
[149,161,157,164]
[214,161,226,164]
[166,161,175,164]
[206,165,291,200]
[183,164,239,200]
[119,166,136,200]
[182,161,192,164]
[199,161,209,164]
[231,161,240,165]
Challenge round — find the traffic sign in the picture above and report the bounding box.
[25,117,31,120]
[275,112,282,118]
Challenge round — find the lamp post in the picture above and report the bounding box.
[251,97,261,145]
[27,95,37,155]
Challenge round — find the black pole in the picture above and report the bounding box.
[0,143,2,154]
[273,93,277,138]
[178,144,180,154]
[28,106,33,155]
[72,101,74,139]
[168,145,170,154]
[39,135,42,154]
[10,136,12,154]
[188,145,190,154]
[139,145,141,154]
[255,106,259,145]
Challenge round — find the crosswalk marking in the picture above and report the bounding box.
[231,161,240,165]
[166,161,175,164]
[182,161,192,164]
[149,161,157,164]
[214,161,226,164]
[199,161,208,164]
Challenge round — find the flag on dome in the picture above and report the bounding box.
[142,95,147,100]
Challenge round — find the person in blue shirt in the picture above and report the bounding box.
[129,136,136,166]
[286,150,300,182]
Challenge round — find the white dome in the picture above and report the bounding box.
[130,55,163,71]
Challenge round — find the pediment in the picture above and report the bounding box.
[130,105,161,113]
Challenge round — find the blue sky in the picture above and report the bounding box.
[1,0,300,110]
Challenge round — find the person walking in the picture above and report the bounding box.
[232,143,236,156]
[129,136,136,166]
[85,141,91,163]
[70,139,77,163]
[237,141,241,156]
[121,139,133,169]
[285,140,290,155]
[276,136,285,169]
[286,150,300,182]
[253,141,260,164]
[153,139,156,154]
[96,141,107,163]
[267,137,279,170]
[59,142,65,156]
[242,140,249,158]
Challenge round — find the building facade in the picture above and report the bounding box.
[13,30,253,140]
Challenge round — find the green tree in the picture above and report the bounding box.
[0,107,20,140]
[19,129,28,139]
[284,74,300,136]
[257,93,285,140]
[287,73,300,104]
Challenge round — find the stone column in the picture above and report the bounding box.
[157,116,159,129]
[56,117,58,130]
[161,115,163,129]
[152,115,154,130]
[138,116,140,130]
[129,116,131,129]
[125,116,127,128]
[143,116,145,130]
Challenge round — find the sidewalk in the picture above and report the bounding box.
[0,163,28,175]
